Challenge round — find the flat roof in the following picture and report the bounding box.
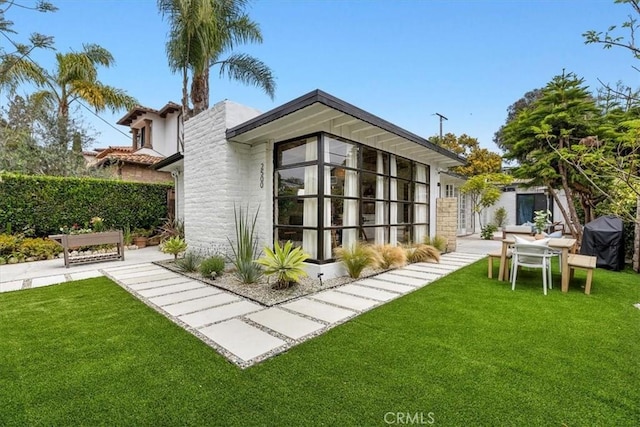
[226,89,465,166]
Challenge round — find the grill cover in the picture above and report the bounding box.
[580,215,625,271]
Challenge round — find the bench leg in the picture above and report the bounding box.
[585,269,593,295]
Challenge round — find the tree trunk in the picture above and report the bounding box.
[181,66,192,119]
[547,185,571,231]
[190,67,209,116]
[558,161,583,247]
[634,194,640,273]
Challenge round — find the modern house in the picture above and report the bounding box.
[156,90,466,278]
[85,102,182,184]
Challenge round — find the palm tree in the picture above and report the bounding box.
[2,43,137,148]
[158,0,275,118]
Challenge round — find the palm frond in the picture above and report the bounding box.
[214,53,276,99]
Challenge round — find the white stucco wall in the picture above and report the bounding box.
[183,100,265,255]
[130,111,180,157]
[485,187,570,228]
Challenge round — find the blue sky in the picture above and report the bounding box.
[7,0,639,152]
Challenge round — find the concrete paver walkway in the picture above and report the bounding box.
[0,238,493,368]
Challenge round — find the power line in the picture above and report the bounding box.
[77,101,131,139]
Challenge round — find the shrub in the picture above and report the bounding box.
[372,244,407,269]
[18,237,62,260]
[425,235,447,253]
[161,236,188,260]
[481,224,498,240]
[335,243,377,279]
[175,251,202,273]
[0,173,171,236]
[199,256,226,279]
[157,215,184,241]
[228,205,262,284]
[255,240,309,289]
[493,207,508,228]
[405,244,440,263]
[0,234,20,256]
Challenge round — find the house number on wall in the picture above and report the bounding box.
[260,163,264,188]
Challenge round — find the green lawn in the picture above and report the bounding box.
[1,262,638,426]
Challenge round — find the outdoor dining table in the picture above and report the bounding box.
[498,236,578,292]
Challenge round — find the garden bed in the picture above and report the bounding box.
[154,259,385,306]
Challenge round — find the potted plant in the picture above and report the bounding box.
[533,209,552,237]
[132,228,152,248]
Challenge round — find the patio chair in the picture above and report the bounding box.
[511,243,555,295]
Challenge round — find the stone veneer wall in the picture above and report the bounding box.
[436,198,457,252]
[183,100,269,256]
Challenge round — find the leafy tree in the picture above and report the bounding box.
[493,88,543,151]
[158,0,276,118]
[0,93,105,177]
[4,44,137,148]
[0,0,56,91]
[460,173,513,229]
[431,132,502,176]
[583,0,640,270]
[501,72,605,244]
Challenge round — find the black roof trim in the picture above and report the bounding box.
[150,152,183,170]
[226,89,465,164]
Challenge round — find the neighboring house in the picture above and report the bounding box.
[157,89,466,278]
[85,102,182,184]
[485,179,571,232]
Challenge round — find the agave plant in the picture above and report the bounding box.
[335,243,378,279]
[255,240,309,289]
[161,236,188,260]
[227,205,263,284]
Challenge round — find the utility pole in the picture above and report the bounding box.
[434,112,448,141]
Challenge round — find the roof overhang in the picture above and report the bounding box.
[151,152,184,171]
[117,102,181,127]
[226,89,466,167]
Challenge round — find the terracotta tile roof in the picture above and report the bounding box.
[94,151,164,166]
[92,146,163,166]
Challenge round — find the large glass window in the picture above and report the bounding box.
[274,133,431,263]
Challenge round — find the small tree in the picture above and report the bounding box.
[460,173,513,229]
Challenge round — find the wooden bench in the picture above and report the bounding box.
[567,254,597,294]
[49,231,124,268]
[488,250,511,280]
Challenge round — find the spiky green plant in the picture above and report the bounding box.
[405,244,440,263]
[372,244,407,269]
[255,240,309,289]
[161,236,188,260]
[335,243,378,279]
[175,251,202,272]
[227,205,263,284]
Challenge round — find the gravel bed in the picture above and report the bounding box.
[154,259,385,306]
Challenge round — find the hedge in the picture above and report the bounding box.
[0,173,173,236]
